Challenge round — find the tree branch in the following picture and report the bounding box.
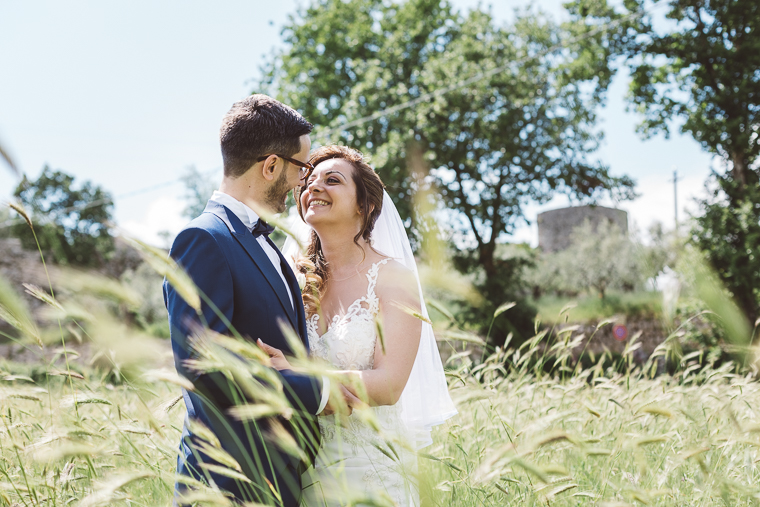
[452,163,484,250]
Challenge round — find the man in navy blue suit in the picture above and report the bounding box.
[165,95,347,506]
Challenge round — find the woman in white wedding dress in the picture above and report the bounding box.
[262,145,456,507]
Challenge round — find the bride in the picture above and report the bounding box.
[260,145,456,506]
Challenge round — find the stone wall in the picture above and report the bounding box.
[537,205,628,252]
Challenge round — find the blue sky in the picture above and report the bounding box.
[0,0,713,247]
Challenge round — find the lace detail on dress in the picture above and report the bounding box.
[307,259,389,371]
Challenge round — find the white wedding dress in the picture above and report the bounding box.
[300,258,419,507]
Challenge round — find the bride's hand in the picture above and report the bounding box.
[257,339,292,371]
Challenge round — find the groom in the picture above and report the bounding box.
[165,95,347,506]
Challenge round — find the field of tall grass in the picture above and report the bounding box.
[2,205,760,506]
[4,317,760,506]
[4,264,760,506]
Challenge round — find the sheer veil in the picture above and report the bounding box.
[282,190,457,449]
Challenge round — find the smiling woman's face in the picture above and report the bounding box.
[299,158,361,229]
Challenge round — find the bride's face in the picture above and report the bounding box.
[300,159,362,230]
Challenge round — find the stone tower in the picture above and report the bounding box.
[537,205,628,252]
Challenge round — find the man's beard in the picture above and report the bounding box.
[265,167,291,213]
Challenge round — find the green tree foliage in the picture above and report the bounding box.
[593,0,760,321]
[640,222,679,286]
[11,166,114,267]
[261,0,636,345]
[692,179,760,322]
[620,0,760,186]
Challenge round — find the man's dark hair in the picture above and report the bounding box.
[220,94,313,178]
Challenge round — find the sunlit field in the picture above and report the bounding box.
[4,276,760,507]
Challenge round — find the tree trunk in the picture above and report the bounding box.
[479,243,497,280]
[731,150,748,190]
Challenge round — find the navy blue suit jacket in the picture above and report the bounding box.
[164,200,322,506]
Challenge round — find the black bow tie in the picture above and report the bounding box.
[251,218,275,237]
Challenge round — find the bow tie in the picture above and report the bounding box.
[251,218,275,237]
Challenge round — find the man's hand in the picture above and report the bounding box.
[319,384,364,417]
[257,339,292,370]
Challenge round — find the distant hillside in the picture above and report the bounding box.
[0,236,146,336]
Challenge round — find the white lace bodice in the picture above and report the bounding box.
[307,258,389,372]
[306,259,409,446]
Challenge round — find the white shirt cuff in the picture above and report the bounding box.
[316,376,330,414]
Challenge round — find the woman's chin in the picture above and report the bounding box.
[304,206,330,220]
[304,211,323,227]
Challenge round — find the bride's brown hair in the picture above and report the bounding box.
[294,145,385,317]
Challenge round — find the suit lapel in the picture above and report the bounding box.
[203,201,299,332]
[268,238,309,347]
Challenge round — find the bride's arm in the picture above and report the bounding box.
[339,261,422,407]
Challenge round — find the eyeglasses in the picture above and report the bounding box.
[257,154,314,180]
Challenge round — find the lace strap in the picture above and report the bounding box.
[365,258,390,304]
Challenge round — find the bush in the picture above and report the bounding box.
[692,176,760,324]
[452,243,537,350]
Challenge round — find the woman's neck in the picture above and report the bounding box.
[317,227,369,274]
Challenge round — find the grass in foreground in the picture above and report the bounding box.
[427,341,760,506]
[0,369,184,506]
[3,331,760,506]
[0,219,754,506]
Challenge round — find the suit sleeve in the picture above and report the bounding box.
[165,227,323,415]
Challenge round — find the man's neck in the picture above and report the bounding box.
[218,176,269,215]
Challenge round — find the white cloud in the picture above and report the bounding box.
[120,195,187,248]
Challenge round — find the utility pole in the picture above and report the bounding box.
[670,169,681,234]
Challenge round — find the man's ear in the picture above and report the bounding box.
[260,155,279,182]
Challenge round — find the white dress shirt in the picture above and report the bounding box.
[209,191,330,414]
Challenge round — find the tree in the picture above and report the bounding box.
[620,0,760,188]
[528,220,643,300]
[591,0,760,320]
[261,0,636,344]
[640,221,683,288]
[11,166,114,267]
[561,219,643,299]
[691,179,760,322]
[180,165,217,219]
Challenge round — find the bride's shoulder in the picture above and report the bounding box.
[375,258,417,297]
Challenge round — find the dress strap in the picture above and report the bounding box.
[365,258,390,304]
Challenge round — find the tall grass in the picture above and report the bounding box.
[425,334,760,506]
[4,296,760,506]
